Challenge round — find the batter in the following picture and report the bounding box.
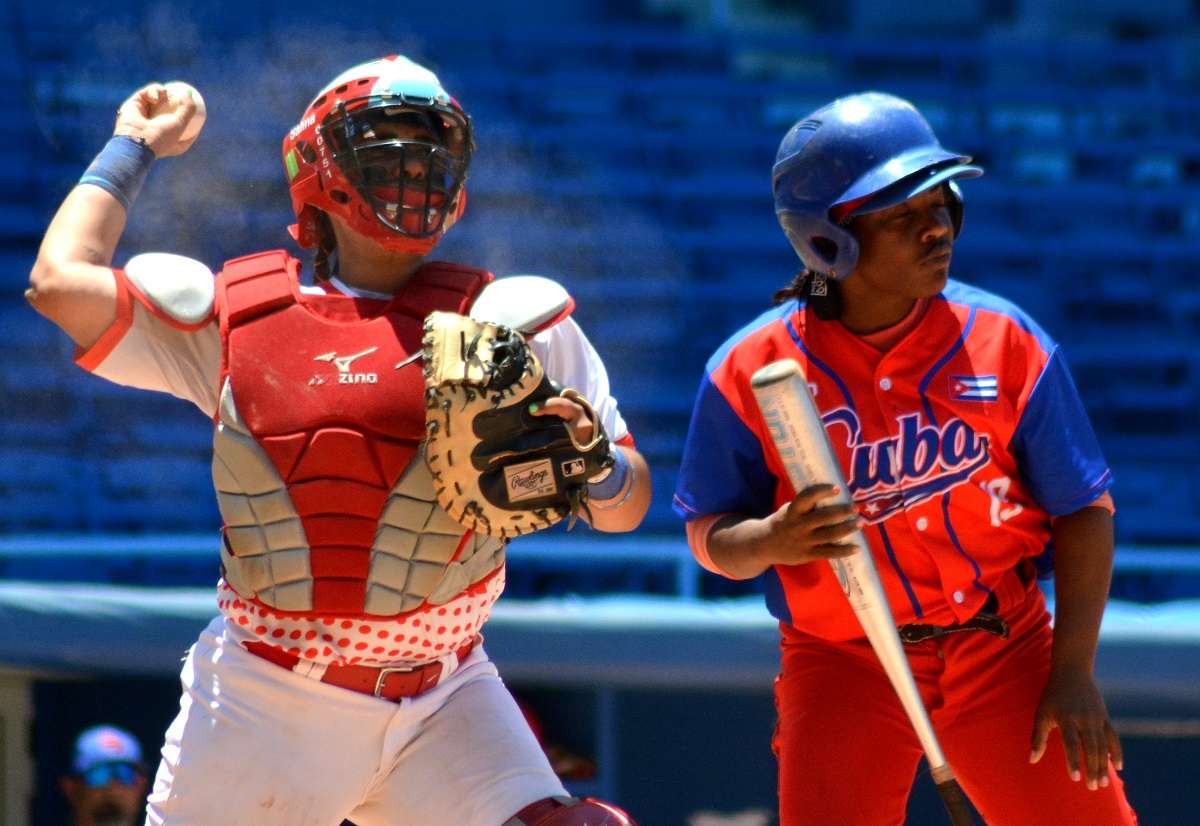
[673,92,1136,826]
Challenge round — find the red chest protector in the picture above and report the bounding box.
[215,250,491,614]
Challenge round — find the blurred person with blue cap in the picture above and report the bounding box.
[59,725,148,826]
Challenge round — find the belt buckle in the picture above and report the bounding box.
[373,665,417,698]
[977,614,1011,640]
[898,624,937,645]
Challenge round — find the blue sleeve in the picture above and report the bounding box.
[1010,348,1112,516]
[672,374,779,522]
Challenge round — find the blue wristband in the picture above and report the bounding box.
[588,447,630,501]
[79,135,156,210]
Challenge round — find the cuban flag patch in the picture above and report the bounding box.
[950,374,998,401]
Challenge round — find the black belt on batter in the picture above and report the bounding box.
[897,593,1010,645]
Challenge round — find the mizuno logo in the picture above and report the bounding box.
[309,347,379,385]
[314,347,378,373]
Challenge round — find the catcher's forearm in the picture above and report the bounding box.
[36,135,154,283]
[28,184,128,348]
[1048,506,1114,673]
[585,446,652,532]
[40,180,128,266]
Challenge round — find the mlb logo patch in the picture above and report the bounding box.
[950,375,998,402]
[561,458,587,478]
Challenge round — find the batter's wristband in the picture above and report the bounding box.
[78,135,156,211]
[588,446,630,501]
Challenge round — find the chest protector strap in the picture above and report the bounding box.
[219,250,300,328]
[218,251,490,329]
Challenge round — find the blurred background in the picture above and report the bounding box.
[2,0,1199,823]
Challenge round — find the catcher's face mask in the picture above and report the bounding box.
[323,99,472,241]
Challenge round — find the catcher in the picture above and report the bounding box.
[27,55,650,825]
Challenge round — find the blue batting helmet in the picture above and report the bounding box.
[772,92,982,279]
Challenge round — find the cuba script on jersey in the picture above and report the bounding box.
[823,408,990,524]
[673,281,1117,634]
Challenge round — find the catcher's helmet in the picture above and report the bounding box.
[283,55,473,255]
[772,92,982,279]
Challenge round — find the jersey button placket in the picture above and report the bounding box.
[951,589,968,621]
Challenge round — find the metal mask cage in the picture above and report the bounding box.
[322,97,473,239]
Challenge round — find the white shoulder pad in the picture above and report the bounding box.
[470,275,574,334]
[124,253,215,325]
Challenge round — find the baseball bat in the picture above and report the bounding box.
[750,359,976,826]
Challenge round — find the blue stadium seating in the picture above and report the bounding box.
[4,3,1199,591]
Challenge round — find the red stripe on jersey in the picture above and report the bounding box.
[75,269,135,372]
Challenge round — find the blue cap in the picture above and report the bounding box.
[72,725,143,774]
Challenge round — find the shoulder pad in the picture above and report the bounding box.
[124,253,215,325]
[470,275,574,334]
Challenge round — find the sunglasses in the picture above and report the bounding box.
[81,763,140,787]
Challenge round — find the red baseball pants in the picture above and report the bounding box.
[773,583,1137,825]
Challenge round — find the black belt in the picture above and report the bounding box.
[897,593,1010,645]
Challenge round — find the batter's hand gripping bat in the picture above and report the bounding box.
[751,359,975,826]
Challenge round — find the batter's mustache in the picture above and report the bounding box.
[923,241,953,260]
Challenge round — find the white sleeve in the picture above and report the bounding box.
[528,317,631,444]
[75,265,221,418]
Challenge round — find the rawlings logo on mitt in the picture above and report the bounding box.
[422,311,614,539]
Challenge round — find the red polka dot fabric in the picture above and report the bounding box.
[216,570,503,667]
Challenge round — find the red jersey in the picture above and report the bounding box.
[674,281,1111,640]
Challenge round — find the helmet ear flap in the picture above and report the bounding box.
[779,213,860,280]
[821,223,859,280]
[947,180,965,237]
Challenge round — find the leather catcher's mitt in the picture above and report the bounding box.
[422,311,615,538]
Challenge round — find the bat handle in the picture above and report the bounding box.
[934,778,976,826]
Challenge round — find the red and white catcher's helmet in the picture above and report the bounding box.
[282,55,473,255]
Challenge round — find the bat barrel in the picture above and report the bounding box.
[751,358,975,824]
[750,359,804,388]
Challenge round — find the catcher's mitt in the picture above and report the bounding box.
[422,311,615,538]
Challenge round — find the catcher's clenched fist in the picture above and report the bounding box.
[422,311,614,538]
[115,82,204,157]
